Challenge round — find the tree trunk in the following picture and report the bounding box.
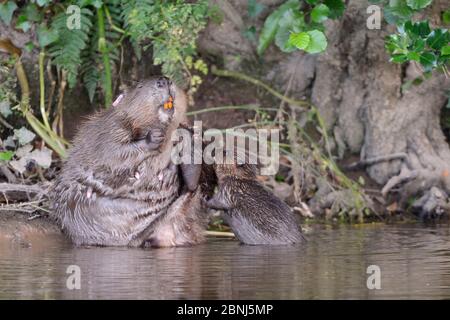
[311,0,450,217]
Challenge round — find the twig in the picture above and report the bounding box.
[0,165,17,183]
[0,182,47,199]
[345,153,408,171]
[211,66,310,107]
[187,104,261,116]
[205,230,235,237]
[0,114,13,129]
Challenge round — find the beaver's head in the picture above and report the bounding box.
[114,76,188,141]
[214,149,257,181]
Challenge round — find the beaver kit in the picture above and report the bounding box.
[206,156,306,245]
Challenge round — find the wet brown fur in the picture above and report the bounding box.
[50,77,207,247]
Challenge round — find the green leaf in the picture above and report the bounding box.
[441,45,450,56]
[391,54,408,63]
[419,52,437,71]
[311,4,330,23]
[0,151,14,162]
[289,32,310,50]
[274,8,305,53]
[406,0,432,10]
[443,10,450,25]
[0,101,12,118]
[16,15,31,32]
[24,41,34,53]
[407,51,420,61]
[304,30,327,54]
[24,3,42,22]
[248,0,265,18]
[257,0,299,55]
[37,24,59,48]
[404,20,430,37]
[384,3,414,25]
[323,0,345,19]
[36,0,51,7]
[426,29,449,51]
[243,26,257,42]
[14,127,36,146]
[0,1,18,25]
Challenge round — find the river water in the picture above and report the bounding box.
[0,223,449,299]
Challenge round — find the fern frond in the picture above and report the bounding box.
[48,7,94,88]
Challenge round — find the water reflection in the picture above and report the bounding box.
[0,224,449,299]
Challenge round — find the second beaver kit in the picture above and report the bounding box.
[206,157,306,245]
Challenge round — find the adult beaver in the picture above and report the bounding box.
[206,155,305,245]
[50,77,207,247]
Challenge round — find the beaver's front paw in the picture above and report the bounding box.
[145,128,165,150]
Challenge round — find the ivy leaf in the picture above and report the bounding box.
[407,51,420,61]
[419,52,437,71]
[24,3,42,22]
[304,30,327,54]
[426,29,449,51]
[28,147,53,169]
[36,0,51,7]
[404,20,430,37]
[243,26,257,42]
[384,3,414,25]
[443,10,450,25]
[323,0,345,19]
[16,15,31,32]
[0,1,18,25]
[0,101,12,118]
[24,41,35,52]
[247,0,265,19]
[406,0,432,10]
[0,151,14,162]
[442,45,450,56]
[257,0,299,55]
[311,4,330,23]
[14,127,36,146]
[391,54,409,63]
[37,24,59,47]
[289,32,310,50]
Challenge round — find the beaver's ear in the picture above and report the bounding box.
[112,93,125,107]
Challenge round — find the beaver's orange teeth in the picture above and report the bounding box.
[164,96,174,109]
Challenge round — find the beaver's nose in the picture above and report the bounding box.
[156,77,171,88]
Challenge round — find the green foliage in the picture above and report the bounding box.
[370,0,433,25]
[2,0,209,105]
[371,0,450,75]
[0,151,14,162]
[386,20,450,72]
[247,0,266,19]
[121,0,209,90]
[0,1,18,25]
[257,0,345,55]
[48,7,94,88]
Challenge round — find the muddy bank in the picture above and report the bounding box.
[0,211,63,247]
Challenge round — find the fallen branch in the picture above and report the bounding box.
[0,182,48,201]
